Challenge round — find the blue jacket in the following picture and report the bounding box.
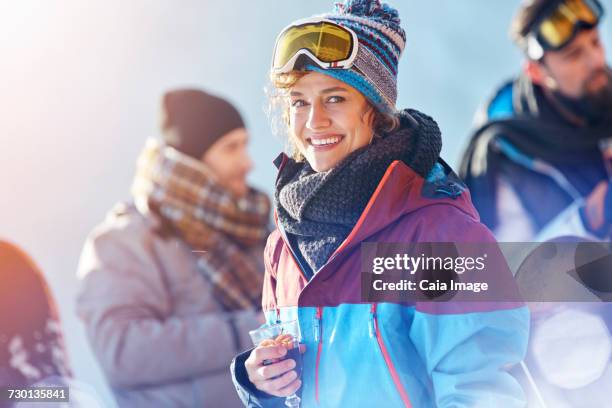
[232,157,530,407]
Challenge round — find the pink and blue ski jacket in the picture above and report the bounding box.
[232,156,529,408]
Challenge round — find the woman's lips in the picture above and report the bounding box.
[307,135,344,151]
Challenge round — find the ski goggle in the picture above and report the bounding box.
[271,18,359,74]
[526,0,604,60]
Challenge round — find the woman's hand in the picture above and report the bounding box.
[245,344,302,397]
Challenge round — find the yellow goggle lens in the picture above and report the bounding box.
[273,22,353,70]
[564,0,598,23]
[538,0,599,48]
[540,12,577,47]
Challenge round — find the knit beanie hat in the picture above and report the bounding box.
[301,0,406,113]
[160,89,245,159]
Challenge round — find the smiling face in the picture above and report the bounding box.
[288,72,375,172]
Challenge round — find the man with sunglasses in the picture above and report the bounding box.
[461,0,612,242]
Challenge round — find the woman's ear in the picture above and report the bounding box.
[361,103,375,126]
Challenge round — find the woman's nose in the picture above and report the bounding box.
[306,101,331,130]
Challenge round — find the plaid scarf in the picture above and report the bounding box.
[131,139,270,311]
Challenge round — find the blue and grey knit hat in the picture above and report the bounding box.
[304,0,406,113]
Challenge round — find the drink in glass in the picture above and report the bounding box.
[249,320,302,407]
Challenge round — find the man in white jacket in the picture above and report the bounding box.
[77,89,269,407]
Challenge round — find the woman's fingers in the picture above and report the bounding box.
[275,378,302,397]
[246,346,285,373]
[252,345,287,364]
[256,357,295,380]
[261,368,298,391]
[245,343,303,396]
[246,345,290,383]
[257,371,302,397]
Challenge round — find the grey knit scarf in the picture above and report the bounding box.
[275,109,442,273]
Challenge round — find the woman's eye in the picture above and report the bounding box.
[327,95,345,103]
[291,99,307,108]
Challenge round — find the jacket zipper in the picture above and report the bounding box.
[314,306,323,405]
[371,303,413,408]
[272,159,413,405]
[274,208,323,404]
